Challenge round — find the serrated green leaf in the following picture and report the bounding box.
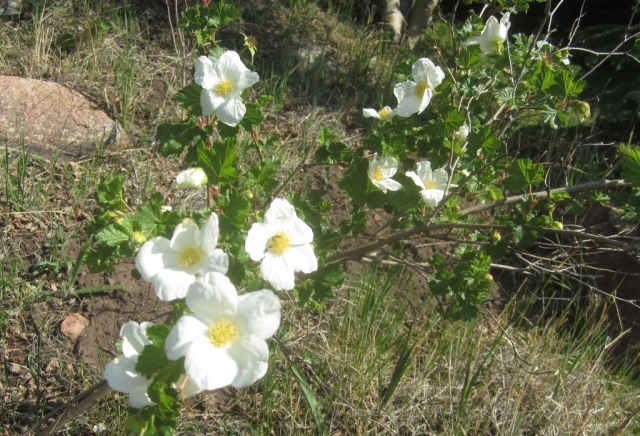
[456,45,482,68]
[621,146,640,186]
[136,325,185,385]
[174,82,203,117]
[249,158,280,195]
[239,102,263,130]
[156,120,206,158]
[218,189,251,232]
[550,190,571,202]
[467,126,500,156]
[503,158,544,192]
[197,138,239,186]
[96,175,126,210]
[95,224,130,247]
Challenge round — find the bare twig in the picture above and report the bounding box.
[22,381,113,436]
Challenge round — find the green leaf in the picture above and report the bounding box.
[218,189,251,232]
[387,173,423,211]
[456,45,482,68]
[197,138,239,186]
[239,102,263,131]
[95,224,130,247]
[135,193,181,238]
[156,120,206,159]
[467,126,500,156]
[338,160,369,206]
[444,109,466,135]
[621,146,640,186]
[549,190,571,202]
[217,122,239,139]
[174,82,203,117]
[503,158,544,192]
[290,365,327,436]
[248,158,280,195]
[96,175,126,210]
[136,325,185,385]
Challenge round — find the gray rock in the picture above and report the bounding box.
[0,76,120,161]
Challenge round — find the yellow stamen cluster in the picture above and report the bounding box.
[214,78,235,97]
[423,180,438,190]
[267,231,292,255]
[378,108,391,118]
[207,319,239,348]
[414,81,430,98]
[176,245,205,268]
[372,167,384,182]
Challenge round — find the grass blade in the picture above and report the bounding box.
[290,364,327,436]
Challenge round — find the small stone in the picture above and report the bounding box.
[60,313,90,341]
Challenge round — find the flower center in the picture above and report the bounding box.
[207,319,239,348]
[372,167,384,182]
[214,78,234,97]
[378,108,391,118]
[176,244,205,268]
[267,231,292,255]
[423,180,438,190]
[415,81,430,98]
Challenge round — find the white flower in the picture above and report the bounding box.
[104,321,201,409]
[406,161,448,208]
[245,198,317,291]
[194,51,259,127]
[394,58,445,117]
[368,153,402,193]
[455,124,470,143]
[171,168,208,190]
[135,214,229,301]
[363,106,397,120]
[465,13,511,54]
[160,205,173,213]
[165,272,281,391]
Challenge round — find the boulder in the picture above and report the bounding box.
[0,76,119,160]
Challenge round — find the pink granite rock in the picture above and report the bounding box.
[0,76,119,160]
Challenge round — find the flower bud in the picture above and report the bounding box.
[128,231,147,251]
[485,273,494,283]
[114,217,124,226]
[171,168,208,190]
[551,221,563,230]
[490,231,501,244]
[573,100,590,122]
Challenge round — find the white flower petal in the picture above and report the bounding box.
[187,272,238,322]
[228,336,270,388]
[415,161,432,181]
[120,321,152,358]
[194,56,219,90]
[363,108,380,118]
[185,336,237,391]
[135,237,176,281]
[261,253,296,291]
[282,244,318,274]
[236,289,281,339]
[200,214,220,254]
[287,217,314,246]
[394,81,414,105]
[421,189,444,208]
[245,223,271,261]
[379,178,403,192]
[165,314,208,361]
[129,390,155,409]
[396,95,421,118]
[215,98,247,127]
[412,58,436,83]
[418,88,433,114]
[200,89,225,116]
[152,267,196,301]
[406,171,424,189]
[104,356,151,400]
[264,198,296,228]
[432,168,449,185]
[170,219,200,252]
[218,51,248,84]
[199,249,229,275]
[235,71,260,96]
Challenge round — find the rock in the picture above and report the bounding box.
[0,0,20,15]
[60,313,90,341]
[0,76,120,160]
